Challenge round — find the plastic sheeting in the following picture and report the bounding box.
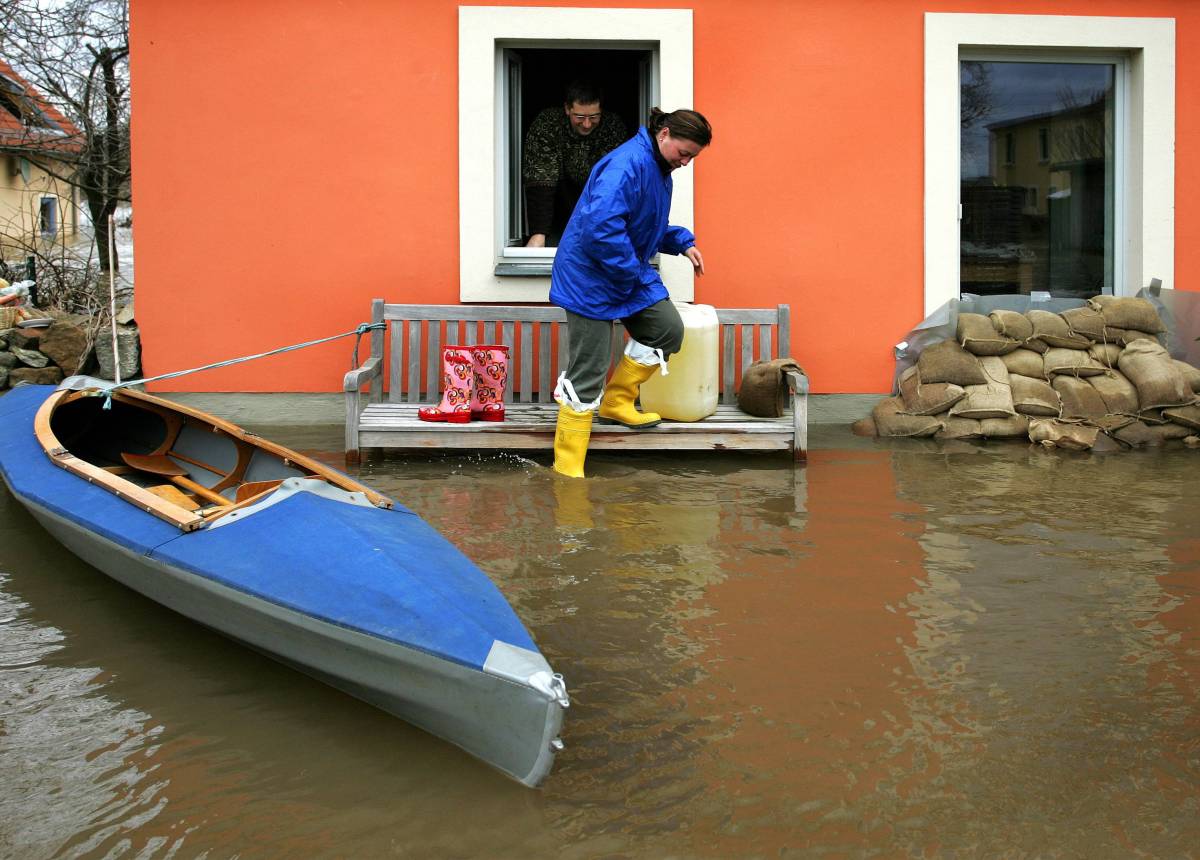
[1140,283,1200,368]
[892,293,1086,393]
[891,283,1199,393]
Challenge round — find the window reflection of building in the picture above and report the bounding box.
[961,72,1112,298]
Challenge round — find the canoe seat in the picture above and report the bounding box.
[145,484,201,511]
[121,452,234,507]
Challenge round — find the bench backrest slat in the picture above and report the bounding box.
[519,321,534,403]
[722,325,737,405]
[542,324,556,403]
[373,302,791,405]
[426,321,441,403]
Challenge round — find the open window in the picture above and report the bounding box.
[495,46,653,276]
[458,6,694,303]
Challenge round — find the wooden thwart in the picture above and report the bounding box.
[345,300,808,462]
[122,452,234,507]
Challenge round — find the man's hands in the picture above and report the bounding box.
[685,246,705,276]
[526,234,547,248]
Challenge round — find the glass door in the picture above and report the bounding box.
[960,58,1118,298]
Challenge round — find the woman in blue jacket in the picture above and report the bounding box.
[549,107,712,478]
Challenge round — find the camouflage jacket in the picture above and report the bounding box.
[522,107,628,238]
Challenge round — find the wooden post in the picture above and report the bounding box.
[25,256,37,307]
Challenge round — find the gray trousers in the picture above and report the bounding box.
[564,299,685,403]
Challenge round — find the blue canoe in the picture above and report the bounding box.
[0,381,568,787]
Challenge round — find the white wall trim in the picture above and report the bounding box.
[924,13,1175,315]
[459,6,694,303]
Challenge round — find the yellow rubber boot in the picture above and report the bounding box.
[553,404,593,478]
[598,356,662,429]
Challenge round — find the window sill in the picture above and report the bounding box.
[495,260,553,277]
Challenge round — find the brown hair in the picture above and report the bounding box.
[648,107,712,147]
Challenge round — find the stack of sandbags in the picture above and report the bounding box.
[866,296,1200,450]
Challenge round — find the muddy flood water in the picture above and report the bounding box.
[2,429,1199,858]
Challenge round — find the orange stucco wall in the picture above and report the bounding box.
[129,0,1199,393]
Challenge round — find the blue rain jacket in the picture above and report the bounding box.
[549,127,695,321]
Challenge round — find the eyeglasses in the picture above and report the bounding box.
[569,112,602,122]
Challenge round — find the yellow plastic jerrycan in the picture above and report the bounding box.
[639,302,719,421]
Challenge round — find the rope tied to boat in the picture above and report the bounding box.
[97,322,387,410]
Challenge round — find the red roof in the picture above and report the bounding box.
[0,57,84,156]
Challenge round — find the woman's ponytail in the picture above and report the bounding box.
[646,107,712,146]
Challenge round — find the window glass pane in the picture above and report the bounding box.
[960,61,1114,298]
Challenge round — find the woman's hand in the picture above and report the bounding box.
[526,233,547,248]
[685,246,705,276]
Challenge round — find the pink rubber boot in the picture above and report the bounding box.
[418,346,473,423]
[470,345,509,421]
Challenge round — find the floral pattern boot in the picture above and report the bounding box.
[418,346,473,423]
[470,345,509,421]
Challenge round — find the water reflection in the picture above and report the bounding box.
[2,441,1198,857]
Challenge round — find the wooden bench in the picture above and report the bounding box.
[344,300,808,463]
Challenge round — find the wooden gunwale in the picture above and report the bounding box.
[35,389,207,531]
[35,387,392,532]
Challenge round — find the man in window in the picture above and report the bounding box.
[523,80,628,247]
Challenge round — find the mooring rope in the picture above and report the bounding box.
[99,322,387,409]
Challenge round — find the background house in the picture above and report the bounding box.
[0,58,82,260]
[128,2,1197,394]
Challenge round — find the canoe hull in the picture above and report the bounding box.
[21,493,563,787]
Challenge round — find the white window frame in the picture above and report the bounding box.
[459,6,695,303]
[924,13,1175,315]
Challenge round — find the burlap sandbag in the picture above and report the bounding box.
[1187,436,1200,448]
[1089,343,1122,368]
[1117,339,1195,410]
[958,312,1020,356]
[1010,374,1061,417]
[1162,403,1200,431]
[898,366,965,416]
[1136,408,1172,425]
[873,396,941,437]
[738,358,806,417]
[1022,336,1050,354]
[1043,347,1107,377]
[1103,327,1159,347]
[1092,414,1136,434]
[980,414,1030,438]
[949,356,1016,419]
[1028,418,1099,451]
[1059,306,1107,342]
[1112,419,1192,447]
[851,415,878,437]
[1053,375,1108,419]
[1087,371,1140,415]
[1172,359,1200,393]
[1026,310,1091,349]
[917,340,987,386]
[1088,295,1167,334]
[1001,348,1045,378]
[988,309,1034,341]
[936,416,983,440]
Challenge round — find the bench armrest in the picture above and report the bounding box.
[784,369,809,462]
[344,356,383,462]
[344,356,382,393]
